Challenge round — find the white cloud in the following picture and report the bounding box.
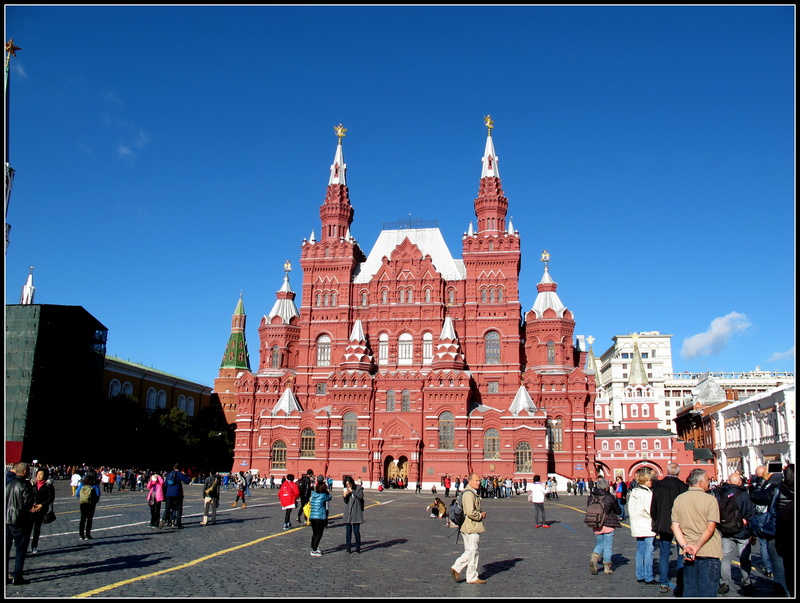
[680,312,751,360]
[767,347,795,362]
[117,144,134,158]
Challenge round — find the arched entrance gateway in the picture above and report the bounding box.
[384,455,409,487]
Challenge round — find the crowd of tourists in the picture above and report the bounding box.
[582,462,794,597]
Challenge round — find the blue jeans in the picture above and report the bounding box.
[618,501,626,520]
[683,557,721,597]
[658,534,684,586]
[6,524,30,579]
[636,536,655,581]
[593,530,615,564]
[345,523,361,551]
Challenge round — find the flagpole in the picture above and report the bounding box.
[5,38,20,254]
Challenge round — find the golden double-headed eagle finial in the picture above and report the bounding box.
[334,123,347,141]
[540,250,550,264]
[6,39,21,57]
[284,260,292,273]
[484,115,494,134]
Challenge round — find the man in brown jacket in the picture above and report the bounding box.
[450,473,487,584]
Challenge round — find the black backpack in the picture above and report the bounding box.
[448,492,466,527]
[715,489,745,536]
[584,495,606,529]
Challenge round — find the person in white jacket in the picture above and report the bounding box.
[528,475,549,527]
[628,467,658,585]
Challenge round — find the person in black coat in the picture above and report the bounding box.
[715,472,756,595]
[650,463,689,594]
[28,467,56,554]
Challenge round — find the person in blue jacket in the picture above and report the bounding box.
[309,475,332,556]
[160,463,191,529]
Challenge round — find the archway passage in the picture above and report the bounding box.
[384,455,409,487]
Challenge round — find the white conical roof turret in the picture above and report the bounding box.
[509,385,537,416]
[272,387,302,415]
[481,117,500,179]
[266,273,299,324]
[531,266,568,318]
[20,266,35,305]
[349,318,366,342]
[329,124,347,185]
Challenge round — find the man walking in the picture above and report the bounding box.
[450,473,487,585]
[5,462,33,585]
[650,462,689,594]
[716,471,755,595]
[671,469,722,597]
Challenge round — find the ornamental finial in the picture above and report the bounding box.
[587,335,595,347]
[284,260,292,274]
[5,39,21,57]
[540,249,550,266]
[334,123,347,143]
[484,115,494,135]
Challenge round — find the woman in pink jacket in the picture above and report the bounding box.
[146,473,165,528]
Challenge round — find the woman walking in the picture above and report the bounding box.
[231,472,247,508]
[309,475,332,556]
[146,473,164,528]
[29,468,56,554]
[342,476,364,553]
[588,477,622,575]
[628,467,658,584]
[76,470,101,541]
[278,474,300,530]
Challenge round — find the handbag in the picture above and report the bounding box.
[751,487,779,539]
[43,509,56,524]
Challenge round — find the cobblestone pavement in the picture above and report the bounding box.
[6,480,782,598]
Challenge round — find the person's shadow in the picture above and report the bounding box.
[481,557,524,578]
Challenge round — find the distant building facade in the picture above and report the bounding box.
[218,122,598,487]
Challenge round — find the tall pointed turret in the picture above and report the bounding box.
[319,123,354,241]
[474,115,509,234]
[340,319,374,371]
[431,316,466,370]
[19,265,34,304]
[628,334,649,386]
[267,262,299,325]
[220,294,250,371]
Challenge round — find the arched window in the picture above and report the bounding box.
[438,411,455,449]
[407,288,413,303]
[602,440,609,451]
[425,288,431,303]
[146,388,157,410]
[301,429,316,457]
[272,440,287,469]
[631,405,639,418]
[187,397,195,417]
[547,341,556,364]
[315,292,322,307]
[642,404,650,417]
[378,333,389,365]
[401,390,411,412]
[398,289,405,304]
[422,332,433,365]
[485,331,501,365]
[498,288,504,303]
[628,440,635,450]
[342,412,357,449]
[549,418,563,451]
[271,345,281,368]
[641,439,648,450]
[122,381,133,396]
[157,390,167,409]
[448,289,455,304]
[381,289,388,304]
[515,442,532,473]
[615,440,622,451]
[331,292,337,306]
[361,291,368,306]
[654,440,662,450]
[178,395,187,412]
[316,334,331,366]
[109,379,121,397]
[484,429,500,459]
[398,333,413,365]
[481,289,487,303]
[387,390,396,412]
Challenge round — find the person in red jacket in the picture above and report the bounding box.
[279,475,300,530]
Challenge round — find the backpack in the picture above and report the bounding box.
[715,489,745,536]
[448,491,467,527]
[751,486,779,539]
[584,495,606,529]
[79,484,97,504]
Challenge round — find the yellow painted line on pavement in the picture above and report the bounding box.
[72,500,383,598]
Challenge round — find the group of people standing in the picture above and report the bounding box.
[583,462,794,598]
[277,469,365,556]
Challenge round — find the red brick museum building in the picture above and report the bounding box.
[217,120,600,487]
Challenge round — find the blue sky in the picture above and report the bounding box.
[5,6,795,386]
